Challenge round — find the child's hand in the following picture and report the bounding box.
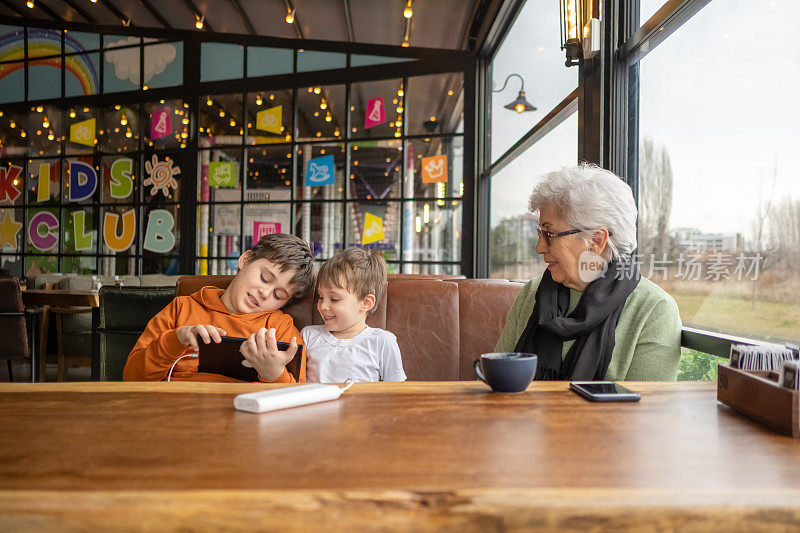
[176,325,228,352]
[240,327,298,381]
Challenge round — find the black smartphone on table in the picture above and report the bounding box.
[569,381,641,402]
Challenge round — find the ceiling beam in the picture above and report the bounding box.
[341,0,354,43]
[140,0,172,29]
[56,0,97,23]
[283,0,304,40]
[181,0,214,33]
[100,0,134,27]
[229,0,256,35]
[3,1,32,19]
[23,0,60,21]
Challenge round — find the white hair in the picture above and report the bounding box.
[528,163,637,261]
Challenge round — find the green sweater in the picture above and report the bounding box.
[495,274,682,381]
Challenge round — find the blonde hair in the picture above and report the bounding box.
[317,248,387,314]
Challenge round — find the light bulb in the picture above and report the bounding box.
[285,9,295,23]
[403,1,413,18]
[120,117,127,126]
[402,39,410,48]
[42,119,49,128]
[325,115,331,122]
[26,0,34,8]
[515,104,524,113]
[206,97,212,106]
[195,16,204,29]
[70,110,76,117]
[313,87,321,94]
[255,95,262,105]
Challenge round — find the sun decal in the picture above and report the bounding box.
[143,155,180,197]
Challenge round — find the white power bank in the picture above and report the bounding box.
[233,384,344,413]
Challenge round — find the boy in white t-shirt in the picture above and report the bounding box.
[302,248,406,383]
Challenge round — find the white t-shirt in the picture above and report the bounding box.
[301,325,406,383]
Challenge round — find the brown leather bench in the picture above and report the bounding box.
[175,275,524,381]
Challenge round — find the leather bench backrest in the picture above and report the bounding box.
[385,279,460,381]
[454,279,524,380]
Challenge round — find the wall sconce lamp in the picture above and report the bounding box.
[559,0,601,67]
[493,74,536,113]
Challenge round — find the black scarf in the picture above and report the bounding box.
[513,258,640,381]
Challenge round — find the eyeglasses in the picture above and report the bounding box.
[536,227,582,245]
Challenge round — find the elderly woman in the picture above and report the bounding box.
[495,164,682,381]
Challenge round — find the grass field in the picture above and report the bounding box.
[670,292,799,343]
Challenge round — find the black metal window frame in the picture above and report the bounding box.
[0,16,476,277]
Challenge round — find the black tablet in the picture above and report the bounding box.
[197,335,303,382]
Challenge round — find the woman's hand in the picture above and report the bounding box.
[176,324,228,352]
[240,327,298,381]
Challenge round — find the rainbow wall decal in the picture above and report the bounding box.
[0,28,99,96]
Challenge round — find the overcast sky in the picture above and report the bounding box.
[489,0,800,241]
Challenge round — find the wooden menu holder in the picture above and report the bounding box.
[717,364,800,437]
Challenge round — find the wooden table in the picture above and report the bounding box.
[1,381,799,531]
[21,290,100,382]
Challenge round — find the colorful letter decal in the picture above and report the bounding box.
[305,155,334,186]
[36,162,51,202]
[68,161,98,202]
[143,209,176,253]
[103,209,136,252]
[253,221,281,241]
[69,118,96,146]
[28,211,59,251]
[362,212,385,245]
[208,162,237,188]
[143,155,180,197]
[421,154,447,183]
[364,97,386,128]
[110,158,134,199]
[71,210,93,251]
[0,211,22,248]
[0,164,22,203]
[256,106,283,134]
[150,106,173,140]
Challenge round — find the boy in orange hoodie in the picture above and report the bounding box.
[123,233,315,383]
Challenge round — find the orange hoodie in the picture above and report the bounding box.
[122,286,305,383]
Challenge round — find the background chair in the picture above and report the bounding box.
[0,278,30,381]
[98,286,177,381]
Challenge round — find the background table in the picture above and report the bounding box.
[20,289,100,381]
[1,381,799,531]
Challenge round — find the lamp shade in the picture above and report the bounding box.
[504,90,537,113]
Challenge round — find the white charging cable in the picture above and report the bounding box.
[340,378,355,392]
[167,354,198,382]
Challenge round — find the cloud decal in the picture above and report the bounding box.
[104,37,177,85]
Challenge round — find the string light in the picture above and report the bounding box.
[255,95,262,106]
[42,118,49,128]
[120,116,127,126]
[26,0,34,8]
[195,15,204,30]
[285,8,295,24]
[313,87,321,94]
[320,100,327,110]
[398,88,404,96]
[402,39,410,48]
[206,97,213,106]
[403,0,413,18]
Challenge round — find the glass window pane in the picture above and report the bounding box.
[67,31,100,52]
[26,207,60,255]
[349,78,403,140]
[243,202,291,250]
[345,202,399,261]
[200,93,243,147]
[0,25,25,62]
[142,151,184,203]
[349,140,402,200]
[200,147,242,203]
[0,159,25,207]
[101,155,139,204]
[0,62,24,104]
[634,0,800,343]
[297,50,345,72]
[145,42,183,89]
[491,0,577,162]
[350,54,415,68]
[30,106,64,157]
[247,46,293,77]
[295,202,342,260]
[405,136,463,199]
[489,111,577,279]
[64,155,97,204]
[142,204,181,270]
[245,145,293,198]
[639,0,668,26]
[201,42,243,82]
[406,72,463,137]
[26,254,59,275]
[98,253,137,277]
[28,59,62,100]
[64,52,100,97]
[0,111,28,156]
[100,104,140,153]
[27,28,61,58]
[104,35,139,49]
[1,254,24,277]
[27,158,60,204]
[144,100,189,149]
[63,206,97,255]
[64,107,94,156]
[404,200,461,262]
[402,263,460,275]
[297,85,344,142]
[0,207,24,253]
[101,205,139,255]
[104,45,140,93]
[296,143,345,201]
[245,89,292,144]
